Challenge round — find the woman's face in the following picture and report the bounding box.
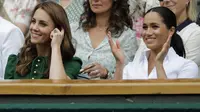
[162,0,189,17]
[29,8,55,44]
[89,0,113,14]
[142,12,173,51]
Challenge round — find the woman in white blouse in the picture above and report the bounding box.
[109,7,199,80]
[159,0,200,74]
[70,0,138,79]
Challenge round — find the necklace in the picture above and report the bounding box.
[96,26,107,31]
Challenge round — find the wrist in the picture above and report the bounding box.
[155,61,163,66]
[52,45,60,50]
[116,61,124,66]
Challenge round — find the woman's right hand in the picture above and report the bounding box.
[50,28,64,48]
[107,32,125,64]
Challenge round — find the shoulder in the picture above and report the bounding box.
[182,23,200,35]
[7,54,18,61]
[70,22,80,32]
[117,27,136,40]
[64,57,82,66]
[178,59,199,78]
[169,49,198,71]
[5,54,18,71]
[116,27,137,46]
[0,17,23,36]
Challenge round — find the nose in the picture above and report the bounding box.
[31,23,39,31]
[144,28,153,36]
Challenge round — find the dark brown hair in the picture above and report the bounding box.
[79,0,132,37]
[16,1,75,76]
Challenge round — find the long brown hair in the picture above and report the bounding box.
[79,0,132,37]
[16,1,75,76]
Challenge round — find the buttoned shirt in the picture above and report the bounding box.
[4,55,82,79]
[123,48,199,79]
[70,23,138,79]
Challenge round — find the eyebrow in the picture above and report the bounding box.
[39,20,48,24]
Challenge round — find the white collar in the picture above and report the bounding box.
[139,47,177,63]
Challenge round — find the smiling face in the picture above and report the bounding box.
[142,12,173,52]
[89,0,113,14]
[162,0,189,17]
[29,8,55,45]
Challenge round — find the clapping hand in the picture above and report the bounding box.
[107,31,125,64]
[156,34,172,63]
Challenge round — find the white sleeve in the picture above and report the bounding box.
[122,62,134,80]
[184,30,200,68]
[1,28,24,79]
[178,60,199,78]
[122,64,129,79]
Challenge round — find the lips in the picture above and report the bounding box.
[31,33,42,38]
[145,38,156,43]
[92,4,102,7]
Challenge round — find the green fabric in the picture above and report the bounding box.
[4,54,82,79]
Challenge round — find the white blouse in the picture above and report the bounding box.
[0,17,24,79]
[70,22,138,79]
[123,48,199,79]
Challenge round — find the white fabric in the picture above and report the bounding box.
[70,22,138,79]
[177,23,200,71]
[134,22,200,75]
[0,17,24,79]
[123,48,199,79]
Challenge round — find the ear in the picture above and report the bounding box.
[169,26,175,37]
[186,0,190,5]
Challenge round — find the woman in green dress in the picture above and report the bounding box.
[4,1,82,80]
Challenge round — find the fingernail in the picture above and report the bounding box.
[80,69,84,73]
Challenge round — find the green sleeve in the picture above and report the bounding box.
[4,55,18,79]
[63,57,82,79]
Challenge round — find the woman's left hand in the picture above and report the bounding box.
[156,34,172,63]
[80,63,108,79]
[50,28,64,48]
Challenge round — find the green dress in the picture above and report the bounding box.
[4,55,82,79]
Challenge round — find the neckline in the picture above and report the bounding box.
[177,19,193,32]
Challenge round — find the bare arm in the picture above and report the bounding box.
[49,28,70,80]
[155,34,172,79]
[107,32,124,80]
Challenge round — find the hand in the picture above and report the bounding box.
[107,31,125,64]
[80,63,108,79]
[156,34,172,63]
[50,28,64,48]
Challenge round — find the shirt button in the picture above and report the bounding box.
[32,77,34,79]
[37,59,40,62]
[34,71,37,74]
[35,64,38,67]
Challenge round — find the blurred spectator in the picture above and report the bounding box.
[3,0,38,35]
[0,17,24,79]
